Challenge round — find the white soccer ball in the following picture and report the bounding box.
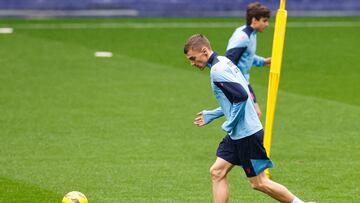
[62,191,88,203]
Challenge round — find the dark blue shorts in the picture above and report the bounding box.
[216,129,273,177]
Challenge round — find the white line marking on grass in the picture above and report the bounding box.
[7,21,360,30]
[95,51,113,58]
[0,27,13,33]
[8,22,238,29]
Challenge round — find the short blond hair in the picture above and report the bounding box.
[183,34,212,54]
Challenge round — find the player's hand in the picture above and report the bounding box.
[194,112,206,127]
[264,57,271,67]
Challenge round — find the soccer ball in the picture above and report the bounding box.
[62,191,88,203]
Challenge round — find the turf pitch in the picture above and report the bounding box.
[0,17,359,202]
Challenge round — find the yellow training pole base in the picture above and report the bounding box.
[265,168,272,179]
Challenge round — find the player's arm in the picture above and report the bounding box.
[203,107,224,123]
[253,55,271,67]
[225,47,247,65]
[194,107,224,127]
[213,81,248,133]
[225,33,249,65]
[247,84,257,103]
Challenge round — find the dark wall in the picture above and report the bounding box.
[0,0,359,17]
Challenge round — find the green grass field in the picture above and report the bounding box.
[0,17,359,202]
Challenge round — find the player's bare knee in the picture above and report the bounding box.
[209,167,225,182]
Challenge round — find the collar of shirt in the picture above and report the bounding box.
[207,52,218,68]
[244,25,256,36]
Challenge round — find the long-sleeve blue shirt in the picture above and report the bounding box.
[226,25,265,81]
[207,53,263,140]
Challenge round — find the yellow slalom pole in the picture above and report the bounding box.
[263,0,288,178]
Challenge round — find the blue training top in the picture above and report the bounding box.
[226,25,265,81]
[206,52,263,140]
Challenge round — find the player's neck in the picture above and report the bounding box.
[249,24,257,31]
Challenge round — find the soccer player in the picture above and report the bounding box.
[227,2,272,118]
[201,2,271,121]
[184,34,305,203]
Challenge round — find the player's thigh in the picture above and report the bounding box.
[210,157,234,175]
